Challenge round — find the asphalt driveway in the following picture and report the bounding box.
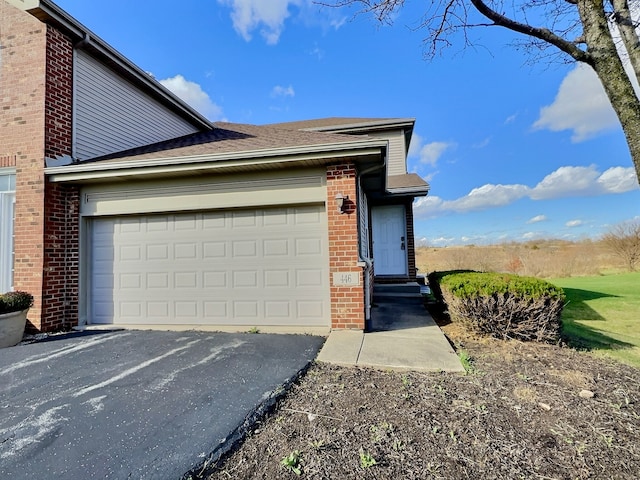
[0,329,324,479]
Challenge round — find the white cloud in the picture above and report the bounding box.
[430,236,457,246]
[329,16,347,29]
[159,75,224,121]
[271,84,295,98]
[533,64,620,141]
[217,0,303,44]
[413,195,444,215]
[522,232,542,240]
[597,166,639,193]
[504,114,517,125]
[530,165,601,199]
[446,184,529,212]
[409,134,454,166]
[413,164,639,219]
[527,215,547,224]
[566,219,583,227]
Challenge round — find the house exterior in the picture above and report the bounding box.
[0,0,429,334]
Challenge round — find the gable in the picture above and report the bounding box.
[73,50,201,161]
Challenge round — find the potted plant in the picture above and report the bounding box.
[0,291,34,348]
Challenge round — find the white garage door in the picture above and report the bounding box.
[89,205,329,326]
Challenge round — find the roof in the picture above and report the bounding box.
[387,173,430,196]
[83,122,379,164]
[268,117,416,134]
[45,122,389,183]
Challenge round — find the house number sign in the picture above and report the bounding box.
[332,272,361,286]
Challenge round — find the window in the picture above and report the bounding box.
[0,172,16,292]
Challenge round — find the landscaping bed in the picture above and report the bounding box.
[203,326,640,479]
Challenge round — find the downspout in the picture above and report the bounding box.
[63,187,71,330]
[356,150,387,325]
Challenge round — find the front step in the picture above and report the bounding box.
[373,282,423,302]
[374,282,421,294]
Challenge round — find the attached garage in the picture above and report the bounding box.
[73,169,334,330]
[89,206,329,327]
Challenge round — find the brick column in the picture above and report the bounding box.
[41,25,79,331]
[326,162,365,330]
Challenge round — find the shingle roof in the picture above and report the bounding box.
[84,122,377,164]
[387,173,430,192]
[268,117,414,132]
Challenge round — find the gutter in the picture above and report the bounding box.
[45,139,389,183]
[386,186,430,197]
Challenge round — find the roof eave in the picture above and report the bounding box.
[304,118,415,134]
[45,140,388,184]
[385,187,430,197]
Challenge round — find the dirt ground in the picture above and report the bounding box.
[201,324,640,480]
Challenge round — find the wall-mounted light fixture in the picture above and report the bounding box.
[335,193,349,214]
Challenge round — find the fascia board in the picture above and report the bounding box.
[305,118,416,134]
[385,187,430,197]
[45,141,388,183]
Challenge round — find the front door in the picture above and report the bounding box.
[371,205,407,276]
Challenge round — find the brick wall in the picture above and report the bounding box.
[1,1,48,329]
[326,162,365,330]
[0,1,78,331]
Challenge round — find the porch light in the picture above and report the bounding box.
[335,193,349,214]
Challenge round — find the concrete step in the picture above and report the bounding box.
[373,282,421,295]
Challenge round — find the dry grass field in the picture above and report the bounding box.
[416,240,622,278]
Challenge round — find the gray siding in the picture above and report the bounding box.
[73,50,200,161]
[366,130,407,176]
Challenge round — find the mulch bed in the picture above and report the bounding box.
[202,326,640,479]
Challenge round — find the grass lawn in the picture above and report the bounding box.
[551,272,640,367]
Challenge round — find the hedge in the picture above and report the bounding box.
[428,271,565,343]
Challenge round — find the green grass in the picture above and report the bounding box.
[551,272,640,367]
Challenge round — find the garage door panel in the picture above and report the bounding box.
[90,205,329,326]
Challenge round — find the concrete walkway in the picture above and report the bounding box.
[317,296,465,372]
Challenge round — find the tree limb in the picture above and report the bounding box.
[469,0,592,64]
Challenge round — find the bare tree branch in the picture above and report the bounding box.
[470,0,592,63]
[317,0,640,183]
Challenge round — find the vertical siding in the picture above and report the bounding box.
[366,129,407,176]
[73,50,200,160]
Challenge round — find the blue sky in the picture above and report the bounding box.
[55,0,640,246]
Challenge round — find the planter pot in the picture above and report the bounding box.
[0,309,29,348]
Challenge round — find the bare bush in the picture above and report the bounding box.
[602,220,640,272]
[435,272,565,343]
[442,291,565,343]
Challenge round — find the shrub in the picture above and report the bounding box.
[0,291,34,315]
[433,272,565,343]
[427,270,475,304]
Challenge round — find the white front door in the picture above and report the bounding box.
[371,205,407,276]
